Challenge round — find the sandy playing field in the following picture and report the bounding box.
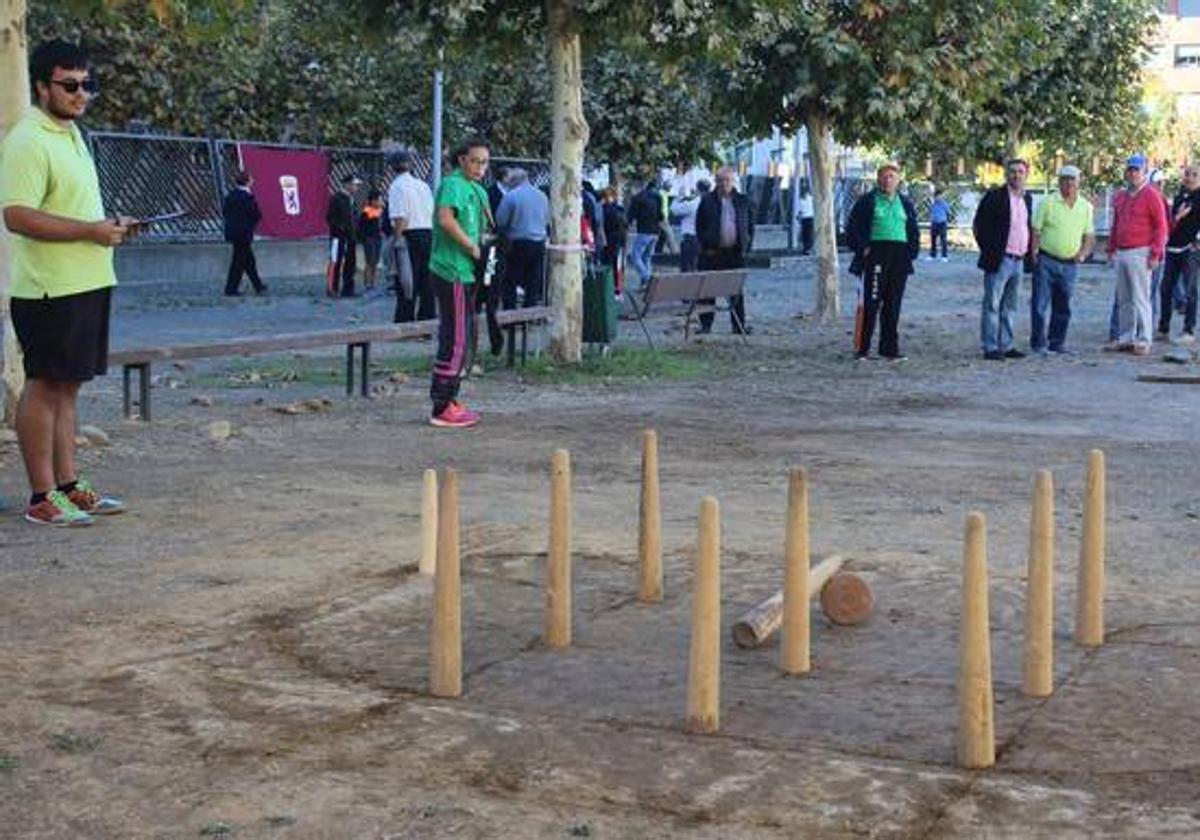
[2,255,1198,838]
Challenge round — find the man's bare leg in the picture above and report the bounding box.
[52,380,82,486]
[16,379,59,495]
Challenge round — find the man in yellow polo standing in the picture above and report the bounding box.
[1029,165,1095,356]
[1,40,129,526]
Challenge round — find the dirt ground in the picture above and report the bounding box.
[2,254,1199,839]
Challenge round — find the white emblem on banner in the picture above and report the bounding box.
[280,175,301,216]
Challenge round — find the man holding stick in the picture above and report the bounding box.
[1,40,128,526]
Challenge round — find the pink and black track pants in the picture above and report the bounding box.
[429,271,477,415]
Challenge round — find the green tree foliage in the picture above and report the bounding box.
[26,0,552,152]
[584,51,739,177]
[894,0,1156,169]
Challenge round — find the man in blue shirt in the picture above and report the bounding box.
[928,188,951,262]
[495,168,550,307]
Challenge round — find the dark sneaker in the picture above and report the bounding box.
[1004,349,1026,359]
[983,351,1005,361]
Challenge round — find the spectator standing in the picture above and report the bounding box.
[972,159,1034,360]
[845,162,920,361]
[495,168,550,307]
[222,170,266,296]
[671,179,710,273]
[627,180,664,287]
[928,188,951,262]
[387,151,435,322]
[797,185,815,255]
[1028,165,1095,356]
[1107,154,1168,355]
[1158,163,1200,343]
[695,166,755,334]
[325,173,361,297]
[600,187,628,296]
[428,137,490,428]
[0,39,127,526]
[357,188,385,291]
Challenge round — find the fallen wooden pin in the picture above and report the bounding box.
[732,555,873,648]
[1137,373,1200,384]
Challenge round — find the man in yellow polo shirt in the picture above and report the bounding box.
[1030,165,1095,355]
[1,40,132,526]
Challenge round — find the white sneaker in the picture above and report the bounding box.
[924,255,935,262]
[1175,332,1195,345]
[941,256,949,263]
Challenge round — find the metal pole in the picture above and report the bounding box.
[432,50,444,192]
[790,132,802,251]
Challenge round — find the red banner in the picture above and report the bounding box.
[238,144,331,239]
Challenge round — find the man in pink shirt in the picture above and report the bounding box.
[972,159,1034,360]
[1107,154,1168,355]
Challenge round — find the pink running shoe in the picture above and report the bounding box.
[430,400,480,428]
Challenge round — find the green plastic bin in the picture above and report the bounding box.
[583,263,617,344]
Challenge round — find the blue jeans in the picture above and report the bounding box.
[981,256,1023,353]
[1030,255,1077,352]
[628,233,658,287]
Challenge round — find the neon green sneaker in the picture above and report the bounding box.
[25,489,94,527]
[67,478,125,516]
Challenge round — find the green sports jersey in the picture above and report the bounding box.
[429,169,489,284]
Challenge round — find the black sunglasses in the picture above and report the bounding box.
[49,78,98,95]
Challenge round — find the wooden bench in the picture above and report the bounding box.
[109,305,552,421]
[629,270,749,349]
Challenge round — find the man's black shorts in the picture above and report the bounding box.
[11,286,112,382]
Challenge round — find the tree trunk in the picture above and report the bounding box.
[545,0,587,363]
[1,0,29,427]
[806,112,839,322]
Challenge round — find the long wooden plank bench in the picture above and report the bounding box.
[629,270,750,349]
[109,305,552,421]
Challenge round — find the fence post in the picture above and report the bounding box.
[210,138,228,217]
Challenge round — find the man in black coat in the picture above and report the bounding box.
[325,173,361,297]
[971,159,1034,359]
[695,166,755,334]
[845,161,921,360]
[222,171,265,296]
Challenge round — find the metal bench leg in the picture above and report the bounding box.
[632,302,656,350]
[360,342,370,397]
[345,344,354,396]
[730,301,750,347]
[122,365,133,419]
[506,325,516,368]
[521,324,528,365]
[684,300,698,342]
[137,363,151,422]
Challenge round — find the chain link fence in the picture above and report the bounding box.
[87,131,550,243]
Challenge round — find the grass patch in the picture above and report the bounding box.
[517,346,720,384]
[190,352,430,389]
[199,821,234,837]
[0,755,17,772]
[50,731,103,754]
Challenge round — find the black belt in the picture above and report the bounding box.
[1040,252,1074,263]
[1005,252,1026,260]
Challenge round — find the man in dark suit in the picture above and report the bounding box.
[326,173,361,297]
[222,171,265,296]
[972,159,1035,359]
[695,166,755,334]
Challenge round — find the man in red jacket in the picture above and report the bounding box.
[1107,154,1168,355]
